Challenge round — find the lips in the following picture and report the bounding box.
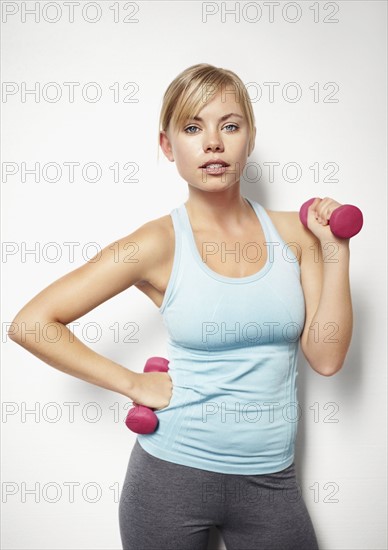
[199,159,230,168]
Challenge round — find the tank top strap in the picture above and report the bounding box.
[249,199,282,243]
[172,201,208,265]
[167,196,300,284]
[158,204,194,315]
[170,202,193,253]
[247,198,301,276]
[174,196,288,247]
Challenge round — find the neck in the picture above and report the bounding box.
[184,186,253,232]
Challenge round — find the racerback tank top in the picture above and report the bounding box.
[137,196,306,474]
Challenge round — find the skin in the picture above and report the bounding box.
[160,91,256,232]
[160,90,353,377]
[8,90,353,412]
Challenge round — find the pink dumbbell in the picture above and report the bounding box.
[125,356,170,434]
[299,197,363,239]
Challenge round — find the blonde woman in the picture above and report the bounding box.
[10,63,353,549]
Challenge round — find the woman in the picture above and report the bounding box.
[9,64,353,549]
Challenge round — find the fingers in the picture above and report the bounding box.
[309,197,340,225]
[308,197,323,223]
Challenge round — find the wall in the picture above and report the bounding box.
[2,1,386,548]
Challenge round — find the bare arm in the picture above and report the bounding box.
[300,229,352,376]
[7,219,169,401]
[297,201,353,376]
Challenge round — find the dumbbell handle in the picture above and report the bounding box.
[125,357,169,435]
[299,197,363,239]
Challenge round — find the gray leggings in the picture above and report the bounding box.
[119,439,319,550]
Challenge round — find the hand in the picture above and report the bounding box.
[305,197,350,243]
[130,371,173,411]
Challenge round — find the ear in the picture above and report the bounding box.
[160,130,175,162]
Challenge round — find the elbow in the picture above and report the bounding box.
[318,367,341,377]
[7,314,41,344]
[302,343,346,377]
[7,305,31,342]
[8,312,60,346]
[311,362,344,377]
[7,318,21,342]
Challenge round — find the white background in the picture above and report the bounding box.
[1,1,387,549]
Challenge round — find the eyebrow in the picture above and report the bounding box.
[190,112,244,122]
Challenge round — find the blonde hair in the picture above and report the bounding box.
[157,63,256,161]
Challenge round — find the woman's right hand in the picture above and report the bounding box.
[130,371,173,410]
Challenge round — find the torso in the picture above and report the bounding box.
[135,207,303,309]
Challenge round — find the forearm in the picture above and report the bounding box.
[305,240,353,374]
[8,318,137,399]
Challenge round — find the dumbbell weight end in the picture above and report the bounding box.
[299,197,363,239]
[125,357,170,435]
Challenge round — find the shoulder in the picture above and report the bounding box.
[137,213,173,242]
[130,213,174,284]
[264,208,315,264]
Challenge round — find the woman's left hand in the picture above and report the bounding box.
[305,197,349,243]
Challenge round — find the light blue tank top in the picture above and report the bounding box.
[137,196,306,474]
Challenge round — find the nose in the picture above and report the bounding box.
[203,129,224,152]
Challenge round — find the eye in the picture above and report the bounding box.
[224,124,239,132]
[184,125,199,134]
[183,124,239,134]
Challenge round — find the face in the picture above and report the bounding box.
[160,90,256,193]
